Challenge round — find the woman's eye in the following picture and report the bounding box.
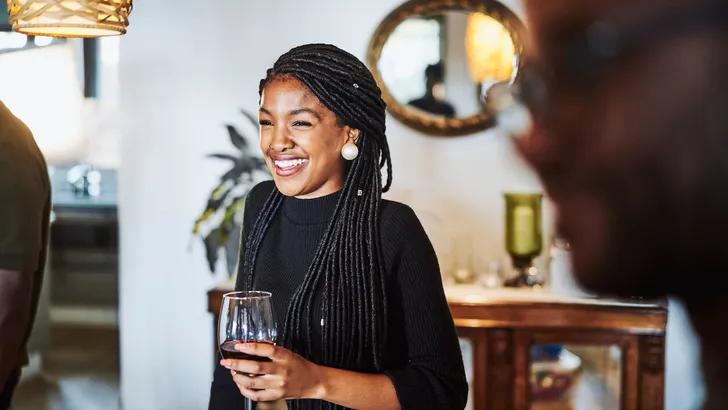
[292,121,312,127]
[259,120,272,126]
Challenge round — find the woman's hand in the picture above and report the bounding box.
[220,343,324,402]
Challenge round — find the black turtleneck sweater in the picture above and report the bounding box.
[209,180,468,410]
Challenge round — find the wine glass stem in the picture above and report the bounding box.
[246,398,254,410]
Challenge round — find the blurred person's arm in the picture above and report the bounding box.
[0,165,47,389]
[0,270,33,389]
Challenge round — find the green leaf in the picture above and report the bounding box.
[207,153,238,162]
[226,124,248,151]
[193,109,271,275]
[203,229,221,273]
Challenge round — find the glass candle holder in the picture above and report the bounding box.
[504,192,544,287]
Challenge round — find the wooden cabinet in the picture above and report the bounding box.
[207,284,666,410]
[447,287,666,410]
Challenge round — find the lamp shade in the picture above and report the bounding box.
[465,12,516,85]
[6,0,133,38]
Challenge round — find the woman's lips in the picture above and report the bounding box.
[273,158,309,177]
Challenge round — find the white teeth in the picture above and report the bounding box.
[274,158,307,169]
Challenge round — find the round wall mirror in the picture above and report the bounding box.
[367,0,528,137]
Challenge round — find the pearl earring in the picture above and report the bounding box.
[341,143,359,160]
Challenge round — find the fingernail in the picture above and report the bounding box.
[235,343,250,351]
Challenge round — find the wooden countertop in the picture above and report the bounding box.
[208,282,667,335]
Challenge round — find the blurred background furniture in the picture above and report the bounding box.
[208,283,667,410]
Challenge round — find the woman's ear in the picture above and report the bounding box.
[346,127,360,145]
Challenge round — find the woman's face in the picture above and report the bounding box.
[259,77,358,198]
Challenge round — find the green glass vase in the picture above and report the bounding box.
[504,192,543,287]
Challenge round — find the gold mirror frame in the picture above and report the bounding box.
[367,0,528,137]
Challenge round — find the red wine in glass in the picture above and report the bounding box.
[219,340,274,362]
[218,291,277,410]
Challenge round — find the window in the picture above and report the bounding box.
[0,32,67,54]
[0,42,87,163]
[96,36,120,102]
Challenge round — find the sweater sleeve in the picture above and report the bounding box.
[382,204,469,410]
[208,180,274,410]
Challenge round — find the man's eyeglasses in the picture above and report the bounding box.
[488,2,728,139]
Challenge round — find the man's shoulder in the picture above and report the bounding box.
[0,101,47,162]
[0,101,50,201]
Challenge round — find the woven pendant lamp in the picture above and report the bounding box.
[6,0,133,38]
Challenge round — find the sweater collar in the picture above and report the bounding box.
[282,189,342,225]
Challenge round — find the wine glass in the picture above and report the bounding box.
[219,291,277,410]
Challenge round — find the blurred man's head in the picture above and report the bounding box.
[519,0,728,301]
[425,62,445,95]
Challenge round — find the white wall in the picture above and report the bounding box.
[118,0,701,409]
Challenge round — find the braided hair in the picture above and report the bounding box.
[240,44,393,408]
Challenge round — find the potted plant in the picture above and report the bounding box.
[192,110,269,278]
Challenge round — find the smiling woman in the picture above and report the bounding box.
[208,43,468,410]
[258,79,357,198]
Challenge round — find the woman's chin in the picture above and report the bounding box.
[272,177,306,197]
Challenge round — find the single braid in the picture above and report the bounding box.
[242,44,392,410]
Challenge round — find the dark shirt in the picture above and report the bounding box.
[408,97,456,118]
[0,101,51,370]
[209,181,468,410]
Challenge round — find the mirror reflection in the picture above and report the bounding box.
[377,10,517,121]
[530,344,622,410]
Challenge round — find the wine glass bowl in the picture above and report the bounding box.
[218,291,277,363]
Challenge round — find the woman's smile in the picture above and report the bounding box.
[270,154,310,177]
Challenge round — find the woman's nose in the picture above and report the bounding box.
[269,128,294,152]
